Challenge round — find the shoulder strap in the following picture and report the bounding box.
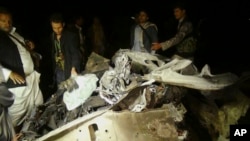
[8,33,30,51]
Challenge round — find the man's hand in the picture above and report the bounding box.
[71,67,78,76]
[151,43,162,51]
[9,72,25,84]
[25,40,35,50]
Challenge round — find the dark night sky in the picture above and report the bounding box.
[2,0,250,74]
[2,0,250,37]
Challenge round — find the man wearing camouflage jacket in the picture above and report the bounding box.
[152,3,197,60]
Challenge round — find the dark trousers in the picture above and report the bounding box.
[55,66,65,85]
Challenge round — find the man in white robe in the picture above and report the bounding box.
[0,7,43,128]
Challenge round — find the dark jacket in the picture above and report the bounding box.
[67,25,86,71]
[0,30,26,88]
[51,29,82,81]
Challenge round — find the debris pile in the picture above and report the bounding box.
[19,49,249,141]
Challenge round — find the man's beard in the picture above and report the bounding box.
[0,27,11,33]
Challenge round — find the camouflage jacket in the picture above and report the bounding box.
[160,17,197,57]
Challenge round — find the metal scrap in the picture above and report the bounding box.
[18,50,249,141]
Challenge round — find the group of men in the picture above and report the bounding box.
[0,1,197,141]
[131,2,197,60]
[0,6,83,140]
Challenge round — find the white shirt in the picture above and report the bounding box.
[132,25,145,52]
[2,28,43,127]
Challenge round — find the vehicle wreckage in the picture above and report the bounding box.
[18,50,250,141]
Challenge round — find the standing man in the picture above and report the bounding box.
[67,14,86,71]
[68,15,86,53]
[86,16,106,56]
[0,7,43,129]
[152,2,197,60]
[130,9,158,54]
[49,12,82,86]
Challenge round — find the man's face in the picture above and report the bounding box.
[138,11,149,24]
[0,13,12,32]
[174,8,186,20]
[51,22,64,35]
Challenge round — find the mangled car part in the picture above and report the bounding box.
[112,49,167,73]
[111,84,166,112]
[35,102,187,141]
[20,81,188,141]
[143,58,239,91]
[116,49,238,91]
[35,77,188,141]
[20,74,106,140]
[18,49,249,141]
[98,50,169,105]
[98,52,138,104]
[20,72,189,141]
[98,69,126,104]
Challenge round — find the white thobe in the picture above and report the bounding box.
[2,27,43,127]
[132,25,145,52]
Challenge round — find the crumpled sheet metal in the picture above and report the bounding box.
[114,49,166,72]
[143,59,239,90]
[117,49,238,91]
[98,52,135,104]
[152,58,192,72]
[35,104,186,141]
[99,69,126,104]
[111,84,169,113]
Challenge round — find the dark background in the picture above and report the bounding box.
[1,2,250,140]
[2,0,250,75]
[2,1,250,139]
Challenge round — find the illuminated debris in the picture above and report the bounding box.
[19,49,250,141]
[143,59,238,91]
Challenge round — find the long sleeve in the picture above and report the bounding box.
[160,21,193,51]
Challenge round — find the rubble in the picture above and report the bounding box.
[18,50,250,141]
[36,105,184,141]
